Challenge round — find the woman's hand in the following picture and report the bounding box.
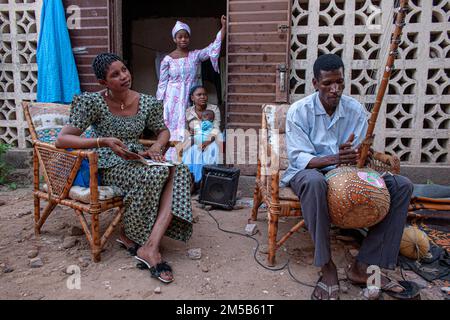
[139,142,165,162]
[221,15,227,28]
[200,140,213,151]
[221,15,227,31]
[102,137,141,160]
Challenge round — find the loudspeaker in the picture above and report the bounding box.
[199,165,240,210]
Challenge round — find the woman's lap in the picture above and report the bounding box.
[182,143,219,183]
[101,162,193,245]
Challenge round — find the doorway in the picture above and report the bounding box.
[122,0,227,111]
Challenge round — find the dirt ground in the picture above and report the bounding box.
[0,186,446,300]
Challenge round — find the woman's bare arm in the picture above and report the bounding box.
[55,125,138,160]
[55,126,95,149]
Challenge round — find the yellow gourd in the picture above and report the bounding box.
[400,226,430,260]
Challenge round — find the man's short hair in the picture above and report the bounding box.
[313,54,344,80]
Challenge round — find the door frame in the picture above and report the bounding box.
[109,0,123,56]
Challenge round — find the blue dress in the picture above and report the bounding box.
[37,0,80,103]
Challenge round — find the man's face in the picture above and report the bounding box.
[313,68,345,109]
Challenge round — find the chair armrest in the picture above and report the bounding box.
[139,139,180,148]
[33,141,100,200]
[369,151,400,174]
[34,141,96,158]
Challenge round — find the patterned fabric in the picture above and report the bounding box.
[29,102,94,143]
[156,31,222,160]
[68,92,192,244]
[68,92,167,169]
[172,21,191,38]
[102,162,193,244]
[29,103,70,143]
[42,184,123,203]
[411,217,450,252]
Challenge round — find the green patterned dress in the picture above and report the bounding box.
[68,92,192,245]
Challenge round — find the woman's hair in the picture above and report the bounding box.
[189,85,207,105]
[92,53,124,80]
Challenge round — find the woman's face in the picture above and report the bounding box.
[174,30,190,49]
[100,60,132,92]
[191,87,208,108]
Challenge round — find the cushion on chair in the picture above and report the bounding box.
[278,171,298,201]
[28,103,71,143]
[263,104,290,134]
[262,104,291,171]
[279,134,289,170]
[42,184,124,203]
[28,102,94,143]
[279,186,299,201]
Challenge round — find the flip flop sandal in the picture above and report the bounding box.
[116,238,141,256]
[311,276,340,300]
[346,268,421,301]
[135,256,174,284]
[382,280,421,300]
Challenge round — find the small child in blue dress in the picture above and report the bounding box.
[193,110,215,146]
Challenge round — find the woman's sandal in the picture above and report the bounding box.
[381,277,421,300]
[116,238,141,256]
[135,256,174,284]
[345,264,420,300]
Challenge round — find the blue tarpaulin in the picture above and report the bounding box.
[37,0,80,104]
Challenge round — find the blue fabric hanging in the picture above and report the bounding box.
[37,0,80,104]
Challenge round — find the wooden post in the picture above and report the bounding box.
[36,202,57,233]
[268,205,280,267]
[33,149,40,236]
[91,213,101,262]
[251,159,262,221]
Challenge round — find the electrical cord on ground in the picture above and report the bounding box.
[205,208,315,288]
[205,207,413,295]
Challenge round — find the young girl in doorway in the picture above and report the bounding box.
[156,15,226,161]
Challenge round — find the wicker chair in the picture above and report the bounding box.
[23,101,180,262]
[250,104,401,266]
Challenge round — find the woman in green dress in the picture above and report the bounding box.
[55,53,193,283]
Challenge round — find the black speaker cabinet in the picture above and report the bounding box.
[199,165,240,210]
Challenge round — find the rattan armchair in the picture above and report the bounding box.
[250,104,401,266]
[24,101,181,262]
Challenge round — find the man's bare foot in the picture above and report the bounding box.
[136,246,173,283]
[346,260,404,293]
[118,232,138,250]
[311,260,340,300]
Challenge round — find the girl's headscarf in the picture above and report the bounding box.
[172,21,191,39]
